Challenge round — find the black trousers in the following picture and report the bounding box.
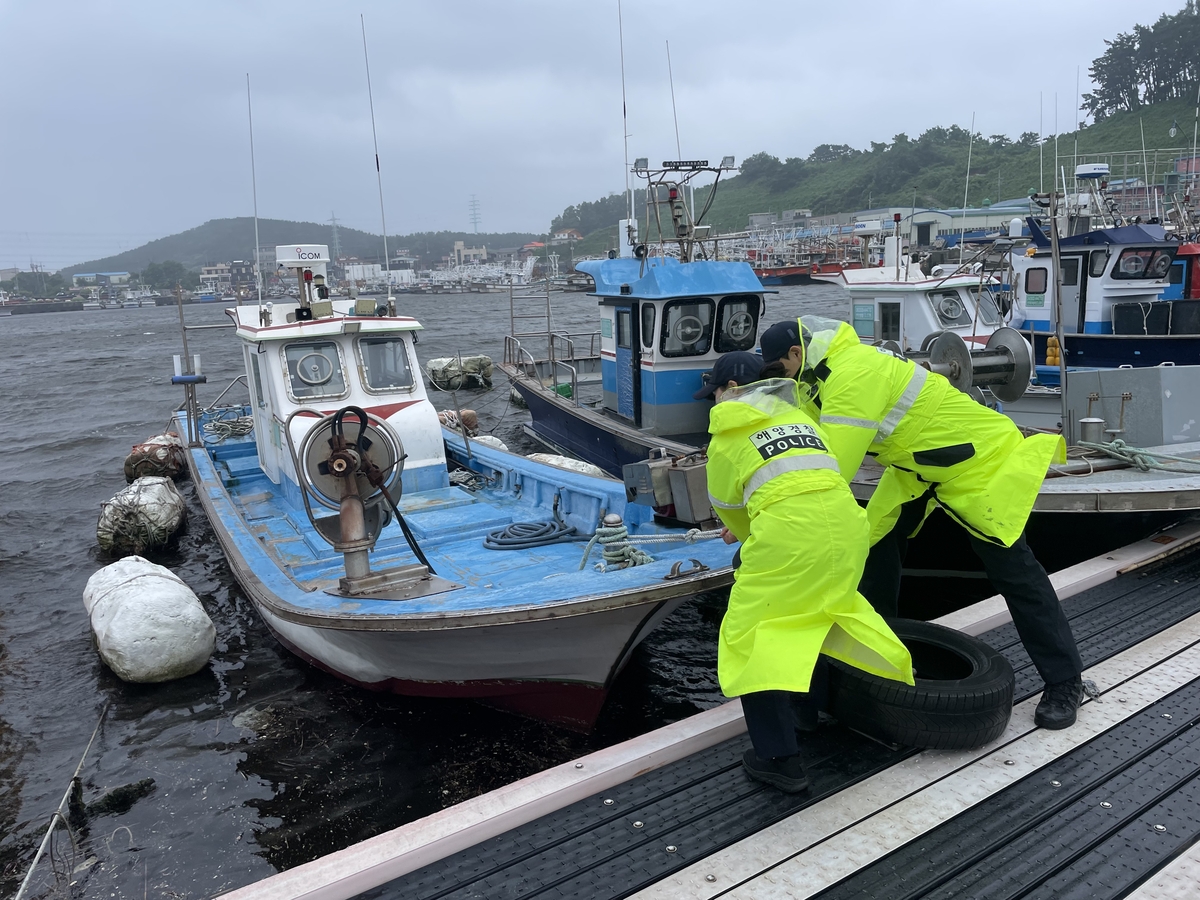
[859,493,1082,686]
[740,658,828,759]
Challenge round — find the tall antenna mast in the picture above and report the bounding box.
[469,194,481,234]
[1073,66,1080,184]
[361,14,392,298]
[246,74,263,311]
[1039,91,1044,193]
[617,0,632,224]
[959,112,975,252]
[329,212,342,261]
[666,40,681,159]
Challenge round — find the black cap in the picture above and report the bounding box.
[693,351,764,400]
[759,321,803,364]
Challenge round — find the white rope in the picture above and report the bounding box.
[202,416,255,443]
[1076,439,1200,474]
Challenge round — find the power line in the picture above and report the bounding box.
[469,195,481,234]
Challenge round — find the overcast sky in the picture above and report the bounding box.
[0,0,1182,271]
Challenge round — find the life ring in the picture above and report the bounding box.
[827,618,1013,750]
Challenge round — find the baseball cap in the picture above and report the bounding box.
[693,351,764,400]
[759,320,804,364]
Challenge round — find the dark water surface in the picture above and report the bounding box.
[0,285,849,898]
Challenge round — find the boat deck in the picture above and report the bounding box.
[187,420,734,620]
[219,523,1200,900]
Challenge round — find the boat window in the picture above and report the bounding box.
[971,288,1001,326]
[1113,248,1176,280]
[1089,251,1110,278]
[283,340,348,401]
[616,309,633,350]
[660,298,714,357]
[357,336,415,392]
[250,351,268,409]
[1025,267,1048,295]
[715,294,760,352]
[1061,258,1080,287]
[928,290,972,327]
[1170,262,1186,285]
[641,305,655,348]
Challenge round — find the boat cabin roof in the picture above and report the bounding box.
[225,299,423,343]
[574,256,763,301]
[1027,218,1169,249]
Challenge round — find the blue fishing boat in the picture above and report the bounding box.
[170,244,733,730]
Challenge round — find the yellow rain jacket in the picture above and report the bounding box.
[706,378,914,697]
[797,317,1067,547]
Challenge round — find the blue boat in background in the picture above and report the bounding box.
[171,244,733,730]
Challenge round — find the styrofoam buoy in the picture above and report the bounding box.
[472,434,509,451]
[82,556,215,682]
[425,355,494,391]
[526,453,608,479]
[97,476,186,555]
[123,432,186,483]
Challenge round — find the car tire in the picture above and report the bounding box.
[827,618,1014,751]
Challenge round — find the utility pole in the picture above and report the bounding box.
[469,195,481,234]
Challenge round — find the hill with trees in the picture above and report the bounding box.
[554,2,1199,256]
[59,218,541,278]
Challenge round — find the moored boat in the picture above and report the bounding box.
[171,244,734,730]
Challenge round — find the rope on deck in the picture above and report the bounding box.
[1076,439,1200,474]
[202,415,255,443]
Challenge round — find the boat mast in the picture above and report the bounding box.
[246,74,263,314]
[361,14,392,304]
[618,0,633,244]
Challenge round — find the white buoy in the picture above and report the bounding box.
[97,476,186,555]
[526,453,607,479]
[472,434,509,452]
[82,556,215,683]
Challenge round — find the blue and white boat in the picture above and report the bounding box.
[171,244,733,730]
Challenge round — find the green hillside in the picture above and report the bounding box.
[553,98,1198,242]
[60,218,541,276]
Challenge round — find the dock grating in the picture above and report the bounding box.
[357,546,1200,900]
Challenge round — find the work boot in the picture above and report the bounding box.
[742,749,810,793]
[1035,675,1083,729]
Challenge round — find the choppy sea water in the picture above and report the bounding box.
[0,284,850,898]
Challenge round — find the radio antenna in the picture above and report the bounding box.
[617,0,632,223]
[361,14,392,300]
[245,74,263,312]
[666,40,681,160]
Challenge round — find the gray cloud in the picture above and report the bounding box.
[0,0,1182,269]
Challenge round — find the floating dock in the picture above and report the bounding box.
[221,521,1200,900]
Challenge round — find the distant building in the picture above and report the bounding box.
[229,260,257,289]
[451,241,488,266]
[200,262,232,292]
[549,228,584,245]
[0,267,19,283]
[72,271,130,287]
[520,241,544,261]
[779,209,812,226]
[344,262,384,282]
[747,212,777,228]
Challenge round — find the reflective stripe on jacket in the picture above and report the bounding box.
[799,318,1066,547]
[705,378,914,697]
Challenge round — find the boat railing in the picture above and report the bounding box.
[550,359,580,407]
[204,374,250,411]
[503,334,540,378]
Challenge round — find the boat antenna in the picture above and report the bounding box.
[1039,91,1044,193]
[1073,65,1080,185]
[1192,80,1200,208]
[1140,117,1152,220]
[958,112,975,254]
[246,74,263,312]
[361,14,392,302]
[617,0,632,227]
[666,40,681,160]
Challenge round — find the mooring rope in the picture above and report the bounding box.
[1076,439,1200,474]
[202,415,255,443]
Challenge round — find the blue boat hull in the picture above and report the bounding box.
[1032,332,1200,368]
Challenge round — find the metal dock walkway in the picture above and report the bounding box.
[222,523,1200,900]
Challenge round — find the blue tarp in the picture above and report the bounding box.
[575,257,763,299]
[1026,217,1169,249]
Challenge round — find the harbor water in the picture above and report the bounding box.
[0,284,851,898]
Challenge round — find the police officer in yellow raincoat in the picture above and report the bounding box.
[759,317,1086,729]
[697,351,914,792]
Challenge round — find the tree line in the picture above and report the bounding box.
[1084,1,1200,120]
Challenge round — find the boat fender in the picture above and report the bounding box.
[96,476,186,555]
[472,434,509,452]
[82,555,215,683]
[123,432,186,483]
[525,453,607,479]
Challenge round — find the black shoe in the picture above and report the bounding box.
[742,749,811,793]
[1035,675,1083,729]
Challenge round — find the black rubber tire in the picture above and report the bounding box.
[827,618,1014,751]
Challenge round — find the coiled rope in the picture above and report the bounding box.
[484,519,580,550]
[202,415,255,443]
[577,526,723,571]
[1076,439,1200,474]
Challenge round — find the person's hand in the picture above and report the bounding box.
[720,527,738,544]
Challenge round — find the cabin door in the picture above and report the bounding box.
[1059,255,1084,333]
[614,305,637,420]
